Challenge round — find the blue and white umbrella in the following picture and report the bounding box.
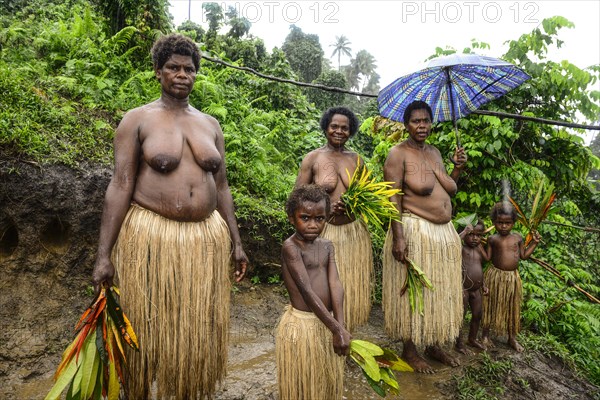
[378,53,530,146]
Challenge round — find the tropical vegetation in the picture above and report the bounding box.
[1,0,599,388]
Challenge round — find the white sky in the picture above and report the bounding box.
[169,0,600,141]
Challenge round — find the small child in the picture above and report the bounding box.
[481,202,540,352]
[276,184,351,400]
[455,219,490,354]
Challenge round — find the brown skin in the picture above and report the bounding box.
[481,214,540,352]
[282,199,351,356]
[455,224,490,353]
[383,108,467,373]
[295,114,363,225]
[92,54,247,293]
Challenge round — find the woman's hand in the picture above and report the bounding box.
[331,199,347,216]
[451,147,467,169]
[392,237,408,263]
[233,245,249,282]
[91,258,115,295]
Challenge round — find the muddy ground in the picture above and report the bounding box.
[1,162,599,399]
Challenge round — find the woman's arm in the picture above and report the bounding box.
[92,110,142,293]
[449,147,467,183]
[213,119,248,281]
[294,152,316,187]
[384,146,407,262]
[425,146,458,195]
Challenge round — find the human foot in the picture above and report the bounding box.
[508,337,524,352]
[402,352,435,374]
[467,338,487,350]
[425,346,460,367]
[455,339,473,355]
[481,336,493,349]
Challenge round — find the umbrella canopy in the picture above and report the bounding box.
[378,53,530,146]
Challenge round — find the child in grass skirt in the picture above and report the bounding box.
[482,202,540,352]
[276,185,351,400]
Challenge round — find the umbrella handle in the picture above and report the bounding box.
[453,120,462,148]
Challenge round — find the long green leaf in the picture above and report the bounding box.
[351,339,384,356]
[361,369,386,398]
[350,352,380,382]
[78,331,98,398]
[45,358,79,400]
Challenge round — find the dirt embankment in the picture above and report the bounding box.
[1,162,598,399]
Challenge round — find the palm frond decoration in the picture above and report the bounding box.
[508,179,556,246]
[45,286,138,400]
[400,258,434,316]
[341,158,401,230]
[349,339,413,397]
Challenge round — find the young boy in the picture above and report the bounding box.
[481,202,540,352]
[276,184,351,400]
[455,219,490,354]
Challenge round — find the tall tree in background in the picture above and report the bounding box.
[330,35,352,71]
[225,6,251,39]
[93,0,171,35]
[282,25,324,83]
[346,49,377,92]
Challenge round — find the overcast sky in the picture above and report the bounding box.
[169,1,599,140]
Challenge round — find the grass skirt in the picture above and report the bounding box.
[276,306,345,400]
[382,214,462,346]
[322,220,373,331]
[113,204,231,399]
[482,267,522,336]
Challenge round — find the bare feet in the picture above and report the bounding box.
[403,352,435,373]
[402,340,435,373]
[508,337,524,352]
[425,346,460,367]
[481,336,493,349]
[467,338,487,350]
[455,339,473,355]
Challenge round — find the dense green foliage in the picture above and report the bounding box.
[1,1,599,387]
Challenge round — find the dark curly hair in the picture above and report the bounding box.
[490,201,517,222]
[403,100,433,125]
[319,106,360,138]
[473,218,485,230]
[285,184,331,217]
[151,33,201,71]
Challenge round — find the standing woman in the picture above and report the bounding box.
[383,100,466,373]
[91,34,248,399]
[295,107,373,331]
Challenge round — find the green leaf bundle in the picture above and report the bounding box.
[46,286,139,400]
[341,160,401,230]
[400,258,435,316]
[349,339,413,397]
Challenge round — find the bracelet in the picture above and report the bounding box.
[449,157,460,166]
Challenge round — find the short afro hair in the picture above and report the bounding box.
[151,33,201,71]
[285,184,331,217]
[403,100,433,125]
[490,201,517,222]
[320,106,360,138]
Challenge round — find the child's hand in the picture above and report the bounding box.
[333,327,352,356]
[532,231,541,243]
[482,286,490,296]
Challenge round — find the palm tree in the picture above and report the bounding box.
[330,35,352,72]
[352,50,377,92]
